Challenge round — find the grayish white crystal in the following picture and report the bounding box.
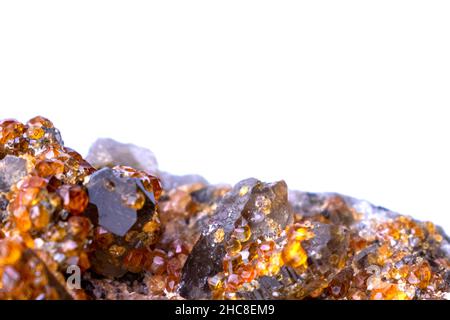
[86,138,159,175]
[85,138,209,191]
[159,171,209,191]
[0,155,27,192]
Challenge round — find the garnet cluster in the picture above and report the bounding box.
[0,117,449,300]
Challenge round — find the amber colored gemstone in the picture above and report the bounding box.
[19,175,47,189]
[148,249,167,275]
[17,139,29,154]
[35,160,65,178]
[166,275,178,292]
[236,264,256,283]
[225,274,243,292]
[0,119,25,144]
[389,265,409,280]
[147,275,166,295]
[143,220,159,233]
[282,240,307,269]
[68,216,91,239]
[239,185,249,196]
[13,208,32,232]
[27,116,54,128]
[208,273,224,290]
[109,244,126,257]
[58,185,88,215]
[48,225,68,242]
[93,227,114,249]
[29,205,51,230]
[350,236,368,252]
[39,146,61,160]
[245,242,260,261]
[26,126,45,140]
[232,225,251,242]
[411,225,425,239]
[63,147,84,161]
[146,176,163,201]
[223,253,243,274]
[16,187,40,207]
[78,251,91,271]
[166,256,183,278]
[258,240,275,258]
[213,228,225,243]
[267,252,283,275]
[253,260,267,276]
[0,239,72,300]
[412,261,432,289]
[122,190,145,210]
[376,243,393,265]
[226,238,242,255]
[123,249,147,273]
[371,284,410,300]
[47,192,62,209]
[291,225,313,241]
[115,165,162,201]
[328,268,353,298]
[0,239,22,265]
[124,230,139,243]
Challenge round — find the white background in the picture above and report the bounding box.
[1,1,449,233]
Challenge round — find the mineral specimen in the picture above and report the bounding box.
[0,116,449,300]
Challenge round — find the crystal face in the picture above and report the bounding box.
[86,166,162,278]
[86,167,160,237]
[0,116,449,300]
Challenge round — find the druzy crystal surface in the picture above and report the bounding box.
[0,116,449,300]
